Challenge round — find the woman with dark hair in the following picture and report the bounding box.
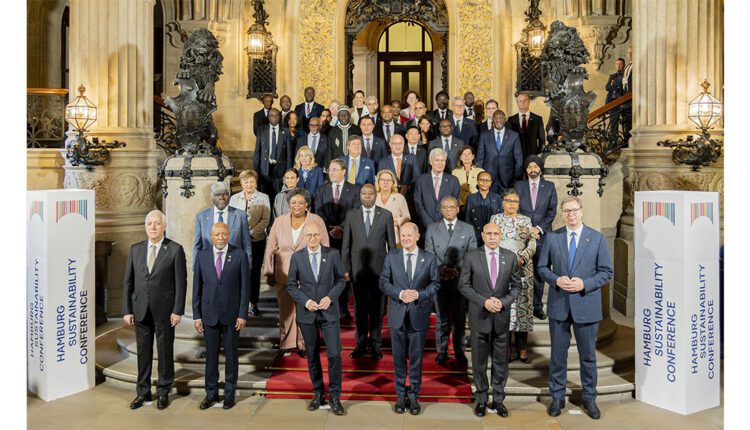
[417,115,436,146]
[490,188,536,363]
[349,89,369,127]
[263,188,329,357]
[273,168,299,218]
[399,90,420,125]
[287,111,306,147]
[452,145,485,208]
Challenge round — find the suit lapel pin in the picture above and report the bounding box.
[586,238,590,243]
[227,255,232,262]
[420,258,425,263]
[502,260,506,265]
[322,258,326,263]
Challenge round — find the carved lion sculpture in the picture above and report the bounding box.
[177,28,224,104]
[541,21,589,100]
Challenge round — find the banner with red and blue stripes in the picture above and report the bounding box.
[55,199,88,223]
[29,201,44,222]
[690,202,714,225]
[642,201,676,225]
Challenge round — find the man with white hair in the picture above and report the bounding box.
[123,210,187,410]
[193,182,252,267]
[413,148,460,234]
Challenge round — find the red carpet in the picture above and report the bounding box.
[265,299,472,402]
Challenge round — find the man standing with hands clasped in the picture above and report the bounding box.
[459,222,521,418]
[193,222,250,411]
[287,222,347,415]
[537,196,613,420]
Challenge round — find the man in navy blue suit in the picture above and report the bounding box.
[476,110,524,193]
[413,148,460,234]
[377,134,420,193]
[287,222,347,415]
[193,182,252,268]
[296,116,330,169]
[252,93,274,137]
[379,222,440,415]
[294,86,325,132]
[449,97,478,150]
[193,222,250,410]
[515,155,558,320]
[358,116,388,165]
[537,196,613,420]
[340,135,375,186]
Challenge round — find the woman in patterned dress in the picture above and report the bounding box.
[490,188,536,363]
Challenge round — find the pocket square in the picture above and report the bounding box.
[364,166,371,170]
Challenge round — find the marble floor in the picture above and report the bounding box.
[28,380,723,430]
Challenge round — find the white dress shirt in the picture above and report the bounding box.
[407,144,419,155]
[484,245,501,276]
[566,224,584,249]
[402,248,419,283]
[528,179,543,234]
[453,116,463,131]
[304,246,323,309]
[438,109,448,119]
[146,237,164,262]
[213,245,228,268]
[214,206,229,225]
[444,218,457,233]
[493,127,505,147]
[362,206,375,226]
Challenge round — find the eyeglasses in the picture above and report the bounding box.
[305,233,321,237]
[562,207,582,214]
[477,178,492,182]
[442,205,458,209]
[503,199,520,204]
[378,178,393,182]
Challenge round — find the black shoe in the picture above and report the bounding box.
[534,309,547,320]
[455,352,469,367]
[474,402,487,417]
[518,350,529,364]
[435,352,448,365]
[223,396,235,410]
[371,348,383,360]
[547,398,565,417]
[156,395,169,410]
[408,399,421,415]
[199,395,219,410]
[330,397,344,415]
[349,347,367,359]
[129,394,151,409]
[307,394,327,411]
[582,400,601,420]
[394,396,408,414]
[493,401,509,417]
[250,304,260,316]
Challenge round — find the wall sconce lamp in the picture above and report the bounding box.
[65,84,125,169]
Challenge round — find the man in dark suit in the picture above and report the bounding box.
[358,116,388,165]
[506,93,546,159]
[365,95,380,125]
[404,126,428,176]
[193,222,250,410]
[465,171,503,246]
[341,136,375,186]
[252,93,274,137]
[623,48,633,94]
[296,116,329,169]
[478,99,498,135]
[428,119,464,172]
[279,94,293,126]
[537,196,614,420]
[605,58,626,103]
[377,134,420,194]
[449,97,478,150]
[476,110,524,193]
[413,148,460,234]
[404,101,429,129]
[123,210,187,410]
[429,90,453,123]
[342,184,397,359]
[287,222,347,415]
[374,104,405,141]
[328,109,362,160]
[254,108,291,200]
[193,182,252,268]
[459,222,522,418]
[314,159,361,318]
[463,91,476,119]
[515,155,558,320]
[425,196,477,367]
[294,86,325,132]
[379,222,440,415]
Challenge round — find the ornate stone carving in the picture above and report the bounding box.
[577,16,631,70]
[299,0,337,103]
[63,168,157,211]
[456,0,493,100]
[345,0,448,34]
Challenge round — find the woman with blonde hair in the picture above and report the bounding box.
[374,169,410,247]
[294,145,324,200]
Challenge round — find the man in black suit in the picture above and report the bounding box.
[365,95,380,125]
[404,126,428,173]
[358,116,388,165]
[515,155,558,320]
[296,116,329,169]
[342,184,397,360]
[450,97,478,150]
[193,222,250,410]
[404,101,429,129]
[374,104,405,141]
[294,86,325,132]
[328,108,362,160]
[459,222,522,418]
[253,108,291,200]
[377,134,420,194]
[463,91,476,119]
[253,93,274,137]
[413,147,461,234]
[506,93,546,159]
[476,110,524,193]
[605,58,626,103]
[429,90,453,123]
[279,94,293,127]
[379,222,440,415]
[314,159,361,317]
[428,119,464,171]
[478,99,498,135]
[123,210,187,410]
[287,222,347,415]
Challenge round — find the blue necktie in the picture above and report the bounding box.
[271,127,277,158]
[568,232,577,274]
[495,130,502,151]
[406,253,413,286]
[444,138,450,153]
[218,211,224,223]
[311,134,317,153]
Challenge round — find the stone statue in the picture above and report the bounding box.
[253,0,268,26]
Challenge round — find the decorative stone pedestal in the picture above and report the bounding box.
[162,154,234,316]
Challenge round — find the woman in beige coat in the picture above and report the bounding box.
[263,188,329,356]
[374,169,410,247]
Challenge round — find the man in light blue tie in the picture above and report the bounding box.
[537,196,614,420]
[428,119,464,172]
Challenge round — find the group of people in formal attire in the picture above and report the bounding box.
[121,86,613,420]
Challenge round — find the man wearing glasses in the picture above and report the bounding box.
[537,196,613,420]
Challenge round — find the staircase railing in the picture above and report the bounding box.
[585,92,632,164]
[27,88,68,148]
[154,95,179,155]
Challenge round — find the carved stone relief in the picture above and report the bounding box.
[63,168,157,212]
[577,16,631,70]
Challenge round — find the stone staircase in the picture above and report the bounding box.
[96,288,635,401]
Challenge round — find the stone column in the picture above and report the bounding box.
[67,0,162,317]
[614,0,723,317]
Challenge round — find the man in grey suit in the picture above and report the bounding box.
[123,210,187,410]
[425,196,476,366]
[413,148,461,234]
[287,222,347,415]
[537,196,614,420]
[193,182,252,267]
[459,222,521,418]
[379,222,440,416]
[341,184,397,360]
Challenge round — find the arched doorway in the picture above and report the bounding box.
[377,21,433,109]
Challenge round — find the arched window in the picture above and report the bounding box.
[377,21,433,109]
